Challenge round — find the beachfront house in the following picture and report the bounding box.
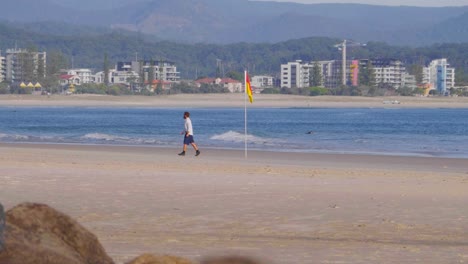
[62,69,93,84]
[195,78,242,93]
[59,74,81,86]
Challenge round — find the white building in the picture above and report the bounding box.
[62,69,93,84]
[195,77,242,93]
[92,69,139,86]
[0,53,5,82]
[59,74,81,86]
[400,73,417,90]
[116,60,180,84]
[423,59,455,94]
[371,59,405,89]
[251,75,274,88]
[280,60,310,88]
[145,62,179,82]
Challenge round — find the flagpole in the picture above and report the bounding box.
[244,70,248,159]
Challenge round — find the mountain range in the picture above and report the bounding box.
[1,0,468,45]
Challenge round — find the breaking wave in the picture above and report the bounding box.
[82,133,130,141]
[210,130,277,146]
[81,133,162,145]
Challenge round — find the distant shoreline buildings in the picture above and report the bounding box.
[60,60,181,89]
[0,46,459,96]
[280,58,456,95]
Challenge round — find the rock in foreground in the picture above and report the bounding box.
[0,202,114,264]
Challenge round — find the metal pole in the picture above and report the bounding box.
[342,40,347,86]
[244,70,248,159]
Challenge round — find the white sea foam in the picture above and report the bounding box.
[82,133,130,141]
[14,135,29,140]
[81,133,162,145]
[210,130,274,145]
[0,133,30,141]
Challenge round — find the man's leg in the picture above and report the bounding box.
[178,144,187,156]
[191,143,198,151]
[191,143,200,156]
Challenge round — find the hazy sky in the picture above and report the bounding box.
[254,0,468,7]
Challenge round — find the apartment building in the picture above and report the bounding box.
[251,75,274,88]
[369,59,405,89]
[401,73,417,90]
[92,69,139,86]
[0,53,5,82]
[280,60,310,88]
[4,48,46,83]
[317,60,346,89]
[137,60,180,83]
[423,59,455,94]
[105,61,181,86]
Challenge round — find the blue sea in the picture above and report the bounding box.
[1,107,468,158]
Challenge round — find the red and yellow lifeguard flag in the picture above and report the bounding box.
[245,71,253,103]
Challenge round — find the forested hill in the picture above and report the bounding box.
[0,22,467,84]
[1,0,468,45]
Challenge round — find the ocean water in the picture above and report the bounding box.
[1,107,468,158]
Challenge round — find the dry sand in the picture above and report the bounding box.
[1,94,468,108]
[0,143,467,264]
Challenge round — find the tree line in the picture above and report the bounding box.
[1,23,467,94]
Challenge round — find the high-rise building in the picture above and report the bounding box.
[122,60,180,83]
[317,60,345,89]
[0,52,6,83]
[423,59,455,94]
[315,60,360,89]
[281,58,410,90]
[5,49,46,83]
[280,60,311,88]
[401,73,418,90]
[370,59,405,89]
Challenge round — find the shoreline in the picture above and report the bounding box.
[1,142,468,263]
[2,138,468,160]
[1,94,468,108]
[2,142,468,173]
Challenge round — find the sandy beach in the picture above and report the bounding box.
[1,94,468,108]
[1,94,467,263]
[1,143,467,263]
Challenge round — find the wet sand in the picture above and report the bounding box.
[1,94,468,108]
[1,143,467,263]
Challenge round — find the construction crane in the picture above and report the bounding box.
[334,40,366,86]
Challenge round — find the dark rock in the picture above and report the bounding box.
[0,202,114,264]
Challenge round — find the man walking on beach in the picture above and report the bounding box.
[179,111,200,156]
